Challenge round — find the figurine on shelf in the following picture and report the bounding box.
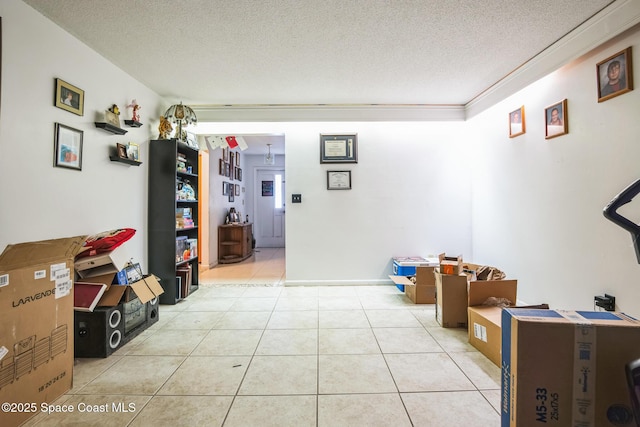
[158,116,173,139]
[127,99,141,122]
[109,104,120,115]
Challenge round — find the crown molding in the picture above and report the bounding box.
[465,0,640,119]
[191,103,465,122]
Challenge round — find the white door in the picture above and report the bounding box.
[255,169,285,247]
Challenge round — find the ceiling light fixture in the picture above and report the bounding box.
[163,102,197,142]
[264,143,275,165]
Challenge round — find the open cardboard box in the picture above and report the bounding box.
[390,266,437,304]
[466,278,517,366]
[0,236,85,427]
[438,253,463,275]
[77,272,164,306]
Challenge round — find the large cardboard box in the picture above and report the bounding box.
[0,237,85,427]
[501,309,640,427]
[467,279,517,366]
[434,271,468,328]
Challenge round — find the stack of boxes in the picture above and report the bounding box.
[389,252,640,425]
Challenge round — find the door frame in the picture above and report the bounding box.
[253,166,286,248]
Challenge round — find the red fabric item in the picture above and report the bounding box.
[225,136,239,148]
[76,228,136,258]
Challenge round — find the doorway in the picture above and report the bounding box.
[255,168,285,248]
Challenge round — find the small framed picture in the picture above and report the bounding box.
[327,170,352,190]
[235,184,240,196]
[105,109,120,128]
[597,47,633,102]
[229,191,234,202]
[230,152,235,167]
[545,99,568,140]
[219,158,224,175]
[222,147,229,162]
[222,182,228,196]
[320,134,358,163]
[54,123,83,171]
[116,143,128,159]
[54,78,84,116]
[126,143,140,161]
[509,106,525,138]
[235,152,240,167]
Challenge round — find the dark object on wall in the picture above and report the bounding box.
[603,178,640,263]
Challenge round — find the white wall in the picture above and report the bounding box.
[0,0,165,271]
[201,122,473,285]
[469,25,640,316]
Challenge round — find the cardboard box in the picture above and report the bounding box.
[501,309,640,427]
[438,253,463,275]
[467,279,517,366]
[79,273,164,307]
[434,271,468,328]
[74,245,131,278]
[0,236,85,427]
[390,266,437,304]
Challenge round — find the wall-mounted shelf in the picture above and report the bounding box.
[95,122,128,135]
[124,120,143,128]
[109,155,142,166]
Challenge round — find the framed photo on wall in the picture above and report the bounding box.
[545,99,568,140]
[55,78,84,116]
[327,170,352,190]
[509,106,525,138]
[54,123,83,170]
[597,47,633,103]
[320,134,358,163]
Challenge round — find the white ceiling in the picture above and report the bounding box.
[22,0,621,154]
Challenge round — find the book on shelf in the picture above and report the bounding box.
[177,264,192,298]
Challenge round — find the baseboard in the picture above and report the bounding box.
[284,279,394,286]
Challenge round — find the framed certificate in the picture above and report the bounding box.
[320,134,358,163]
[327,170,352,190]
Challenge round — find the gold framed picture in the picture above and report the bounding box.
[54,78,84,116]
[509,106,525,138]
[597,47,633,103]
[545,99,568,140]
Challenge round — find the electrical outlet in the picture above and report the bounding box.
[292,194,302,203]
[594,294,615,311]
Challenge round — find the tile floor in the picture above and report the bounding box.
[23,248,501,426]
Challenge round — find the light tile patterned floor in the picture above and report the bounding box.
[23,248,500,426]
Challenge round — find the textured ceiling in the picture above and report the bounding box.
[23,0,614,107]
